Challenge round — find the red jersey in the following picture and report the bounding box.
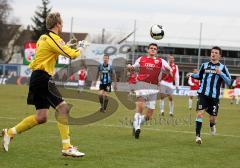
[78,69,87,81]
[188,77,200,90]
[70,74,75,81]
[234,79,240,88]
[128,71,137,84]
[161,63,179,86]
[133,56,170,85]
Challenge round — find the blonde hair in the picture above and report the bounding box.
[46,12,62,29]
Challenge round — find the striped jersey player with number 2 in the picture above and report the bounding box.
[127,43,172,139]
[187,46,232,144]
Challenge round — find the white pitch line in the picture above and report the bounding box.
[96,124,240,138]
[1,116,240,138]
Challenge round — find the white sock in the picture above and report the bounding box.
[189,98,193,109]
[236,97,239,104]
[169,101,174,114]
[160,100,164,113]
[133,113,141,130]
[140,115,146,125]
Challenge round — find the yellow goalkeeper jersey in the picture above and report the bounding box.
[29,31,80,76]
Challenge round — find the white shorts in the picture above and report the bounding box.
[188,90,198,97]
[78,80,85,86]
[159,80,174,95]
[234,88,240,96]
[134,81,159,110]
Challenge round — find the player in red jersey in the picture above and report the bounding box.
[127,70,137,99]
[187,69,200,110]
[78,66,87,92]
[231,77,240,105]
[127,43,172,139]
[159,54,179,116]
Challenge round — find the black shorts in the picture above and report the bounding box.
[196,94,219,116]
[99,83,111,92]
[27,70,64,110]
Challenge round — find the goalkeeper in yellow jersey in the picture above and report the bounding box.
[2,12,87,157]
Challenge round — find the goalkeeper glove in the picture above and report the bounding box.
[78,40,89,49]
[67,38,78,49]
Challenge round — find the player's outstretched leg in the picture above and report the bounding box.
[98,95,104,112]
[133,113,141,139]
[132,97,145,139]
[103,95,109,112]
[169,100,174,116]
[209,115,216,136]
[56,103,85,157]
[195,111,204,144]
[189,97,193,110]
[160,99,164,116]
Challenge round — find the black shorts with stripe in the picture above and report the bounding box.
[99,83,111,92]
[196,94,219,116]
[27,70,64,110]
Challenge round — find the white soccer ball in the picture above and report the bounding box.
[150,24,164,40]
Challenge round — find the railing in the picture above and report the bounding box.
[131,53,240,68]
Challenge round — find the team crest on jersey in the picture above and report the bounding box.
[154,60,159,64]
[59,40,65,46]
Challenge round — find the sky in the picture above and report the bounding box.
[10,0,240,48]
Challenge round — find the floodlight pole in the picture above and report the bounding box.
[132,20,136,64]
[67,17,73,79]
[197,22,203,69]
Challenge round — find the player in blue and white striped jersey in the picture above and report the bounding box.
[187,46,232,144]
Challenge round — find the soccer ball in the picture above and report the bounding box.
[150,25,164,40]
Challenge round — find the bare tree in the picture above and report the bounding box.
[0,0,12,45]
[0,0,22,63]
[0,0,11,22]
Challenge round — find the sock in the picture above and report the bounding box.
[103,96,109,110]
[195,118,203,137]
[79,86,83,92]
[210,122,215,128]
[160,100,164,113]
[133,113,141,130]
[140,115,146,125]
[169,101,174,114]
[8,115,38,137]
[189,98,193,109]
[236,97,239,104]
[99,95,103,108]
[57,122,71,150]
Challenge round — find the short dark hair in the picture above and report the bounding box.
[103,54,109,58]
[211,46,222,55]
[148,43,158,49]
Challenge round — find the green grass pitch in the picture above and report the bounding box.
[0,85,240,168]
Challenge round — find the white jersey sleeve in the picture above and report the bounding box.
[158,59,172,83]
[188,77,194,86]
[132,57,141,68]
[232,80,236,87]
[161,59,172,73]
